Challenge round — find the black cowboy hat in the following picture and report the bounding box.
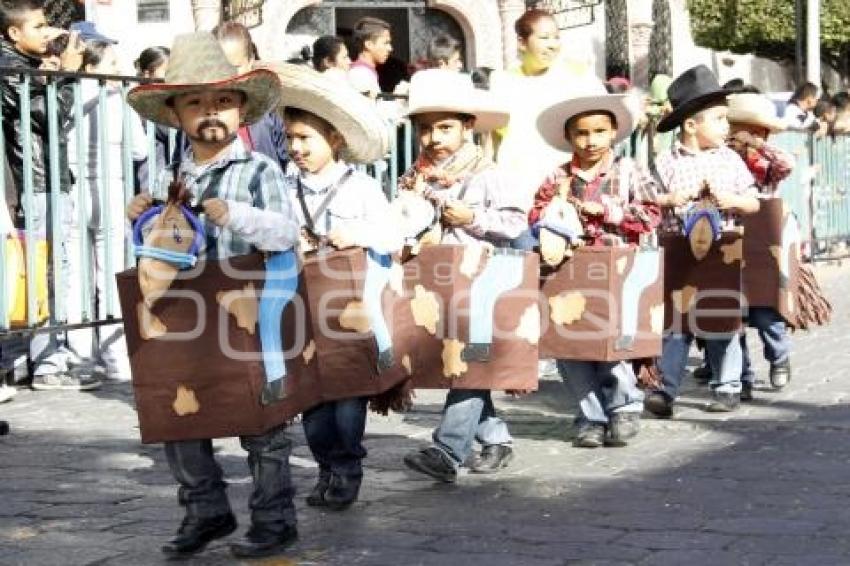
[657,65,734,133]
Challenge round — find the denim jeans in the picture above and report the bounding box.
[658,333,742,398]
[302,397,368,479]
[432,389,512,468]
[557,360,644,425]
[741,307,790,383]
[510,229,538,252]
[28,193,75,376]
[164,424,296,529]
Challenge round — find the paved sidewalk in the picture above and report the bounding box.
[1,263,849,565]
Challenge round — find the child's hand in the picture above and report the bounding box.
[203,198,230,227]
[59,30,84,72]
[442,201,474,226]
[126,193,152,221]
[328,227,360,249]
[579,201,605,216]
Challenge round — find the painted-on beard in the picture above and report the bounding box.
[191,118,236,143]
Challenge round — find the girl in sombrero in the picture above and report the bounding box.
[272,63,401,511]
[124,32,301,560]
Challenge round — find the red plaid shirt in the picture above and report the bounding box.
[738,142,794,193]
[529,153,661,245]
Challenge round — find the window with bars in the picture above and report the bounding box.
[138,0,170,23]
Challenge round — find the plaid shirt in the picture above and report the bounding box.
[739,142,794,193]
[530,153,661,245]
[655,141,756,199]
[153,137,297,259]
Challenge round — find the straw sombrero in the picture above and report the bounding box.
[270,63,389,164]
[127,32,281,129]
[536,81,637,152]
[727,93,786,133]
[405,69,509,133]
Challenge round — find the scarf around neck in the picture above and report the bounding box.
[398,141,491,193]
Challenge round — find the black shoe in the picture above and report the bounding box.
[0,420,8,436]
[644,392,673,418]
[574,423,606,448]
[606,412,640,447]
[161,513,237,559]
[403,447,457,483]
[305,470,331,507]
[692,364,712,384]
[706,392,740,413]
[229,524,298,559]
[324,474,361,510]
[469,445,514,473]
[770,360,791,389]
[741,382,754,402]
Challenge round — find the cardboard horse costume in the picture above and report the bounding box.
[404,244,540,391]
[119,56,410,443]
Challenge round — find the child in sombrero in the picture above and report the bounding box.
[530,81,661,448]
[272,63,401,511]
[125,32,301,560]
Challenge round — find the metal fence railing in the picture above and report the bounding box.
[2,67,849,338]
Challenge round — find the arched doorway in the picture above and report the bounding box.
[286,3,466,91]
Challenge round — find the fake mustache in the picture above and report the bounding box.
[197,118,228,131]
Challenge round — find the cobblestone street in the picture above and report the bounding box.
[1,263,849,566]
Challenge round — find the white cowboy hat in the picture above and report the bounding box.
[405,69,509,133]
[727,92,786,132]
[268,63,389,164]
[127,32,281,129]
[536,81,638,151]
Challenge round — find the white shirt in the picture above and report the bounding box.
[783,102,815,130]
[285,161,401,255]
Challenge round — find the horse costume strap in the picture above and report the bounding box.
[296,167,356,238]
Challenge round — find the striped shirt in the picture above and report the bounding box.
[153,137,298,259]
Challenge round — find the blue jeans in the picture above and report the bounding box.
[741,307,790,384]
[29,193,75,376]
[302,397,368,479]
[432,389,512,468]
[164,424,296,529]
[510,229,537,252]
[557,360,644,425]
[658,333,742,398]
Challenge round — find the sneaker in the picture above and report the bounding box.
[740,382,754,402]
[692,364,712,384]
[469,445,514,473]
[606,412,640,447]
[403,447,457,483]
[0,384,16,403]
[706,391,740,412]
[644,392,673,418]
[574,423,606,448]
[538,359,559,378]
[31,372,102,391]
[769,360,791,389]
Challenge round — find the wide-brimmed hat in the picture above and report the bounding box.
[536,81,637,152]
[127,32,281,129]
[269,63,389,164]
[657,65,734,133]
[405,69,509,133]
[727,93,786,132]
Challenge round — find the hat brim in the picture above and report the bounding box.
[536,94,636,152]
[127,69,281,129]
[727,109,786,133]
[406,104,510,133]
[270,63,389,164]
[657,90,732,133]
